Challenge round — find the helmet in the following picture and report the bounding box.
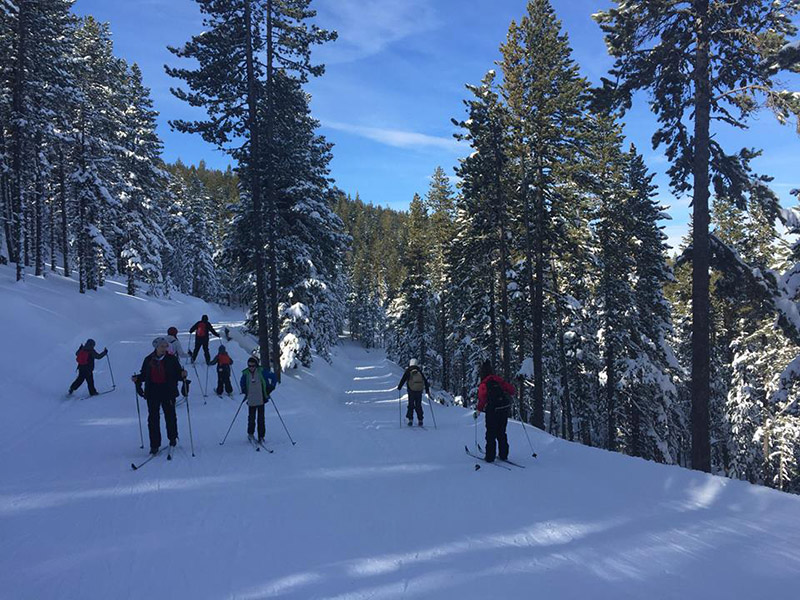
[167,326,178,336]
[152,336,169,349]
[409,358,418,367]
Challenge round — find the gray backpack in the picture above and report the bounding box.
[408,369,425,392]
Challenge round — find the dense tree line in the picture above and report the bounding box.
[1,0,347,374]
[340,0,800,493]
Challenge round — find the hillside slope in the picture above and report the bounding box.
[2,265,800,600]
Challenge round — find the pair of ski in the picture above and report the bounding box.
[131,444,178,470]
[67,388,115,401]
[464,445,526,471]
[248,436,273,453]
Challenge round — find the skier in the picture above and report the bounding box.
[397,358,430,427]
[68,339,108,396]
[165,326,188,361]
[239,356,277,443]
[210,345,234,396]
[132,337,187,454]
[189,314,219,364]
[475,360,516,463]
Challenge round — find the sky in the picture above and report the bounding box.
[71,0,800,251]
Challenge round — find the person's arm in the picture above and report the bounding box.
[397,369,409,390]
[94,348,108,359]
[240,373,247,395]
[423,372,431,395]
[501,379,516,396]
[209,356,218,366]
[189,322,198,334]
[476,382,488,412]
[209,323,220,337]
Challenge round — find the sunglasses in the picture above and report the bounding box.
[248,363,257,367]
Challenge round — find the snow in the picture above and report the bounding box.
[3,264,800,599]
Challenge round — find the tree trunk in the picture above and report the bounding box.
[691,0,712,473]
[266,0,281,381]
[532,161,546,429]
[243,0,270,369]
[59,150,70,277]
[34,135,43,277]
[551,264,574,441]
[489,272,497,365]
[12,1,27,280]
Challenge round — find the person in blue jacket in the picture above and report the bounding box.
[240,356,277,442]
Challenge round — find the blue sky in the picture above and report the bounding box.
[72,0,800,251]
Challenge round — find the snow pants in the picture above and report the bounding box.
[146,389,178,450]
[192,336,211,364]
[406,391,424,423]
[216,367,233,395]
[484,410,509,462]
[248,404,265,440]
[69,365,97,395]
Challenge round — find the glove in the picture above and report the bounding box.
[137,387,145,398]
[473,411,478,420]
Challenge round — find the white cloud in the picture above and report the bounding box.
[323,120,463,153]
[314,0,440,64]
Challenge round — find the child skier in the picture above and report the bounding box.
[239,356,277,443]
[475,360,516,463]
[210,345,234,396]
[165,326,188,361]
[397,358,430,426]
[68,339,108,396]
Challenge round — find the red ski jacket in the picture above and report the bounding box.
[476,375,516,412]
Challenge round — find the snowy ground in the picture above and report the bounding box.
[3,266,800,600]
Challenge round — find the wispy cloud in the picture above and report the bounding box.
[314,0,440,64]
[323,120,463,153]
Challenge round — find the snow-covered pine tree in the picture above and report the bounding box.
[595,0,800,473]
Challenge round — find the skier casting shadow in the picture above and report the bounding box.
[397,358,430,427]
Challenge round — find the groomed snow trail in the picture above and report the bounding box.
[3,268,800,599]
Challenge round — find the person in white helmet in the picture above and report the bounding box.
[397,358,430,426]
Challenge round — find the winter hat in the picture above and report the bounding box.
[167,326,178,336]
[152,336,169,349]
[85,339,96,348]
[247,356,259,366]
[409,358,418,367]
[202,314,209,321]
[218,345,226,353]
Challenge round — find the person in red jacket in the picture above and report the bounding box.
[189,315,219,364]
[475,360,516,462]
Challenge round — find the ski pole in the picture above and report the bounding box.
[398,388,402,428]
[516,394,537,458]
[106,354,116,389]
[426,392,438,429]
[133,376,144,449]
[269,395,296,445]
[220,397,247,445]
[184,378,195,457]
[474,408,478,451]
[205,363,209,397]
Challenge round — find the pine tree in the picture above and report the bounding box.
[595,0,800,472]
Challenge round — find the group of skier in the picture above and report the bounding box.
[396,357,516,464]
[69,316,518,464]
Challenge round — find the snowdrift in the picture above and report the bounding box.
[2,264,800,600]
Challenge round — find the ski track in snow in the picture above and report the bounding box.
[3,267,800,599]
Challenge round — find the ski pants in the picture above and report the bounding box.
[70,365,97,395]
[484,410,509,462]
[146,388,178,450]
[248,404,265,439]
[216,367,233,395]
[192,336,211,364]
[406,391,424,423]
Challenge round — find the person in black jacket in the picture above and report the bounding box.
[189,314,219,365]
[132,337,187,454]
[68,338,108,396]
[397,358,431,426]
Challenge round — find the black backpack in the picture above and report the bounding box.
[486,379,512,417]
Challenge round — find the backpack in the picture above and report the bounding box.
[196,322,207,337]
[76,348,90,366]
[486,379,511,417]
[408,369,425,392]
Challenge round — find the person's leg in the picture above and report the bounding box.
[257,404,265,440]
[162,395,178,445]
[484,412,497,462]
[69,370,85,393]
[405,393,414,422]
[146,395,162,450]
[191,337,201,362]
[86,368,98,395]
[247,406,256,437]
[414,393,424,423]
[202,339,211,364]
[498,414,509,460]
[224,370,233,394]
[216,370,223,395]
